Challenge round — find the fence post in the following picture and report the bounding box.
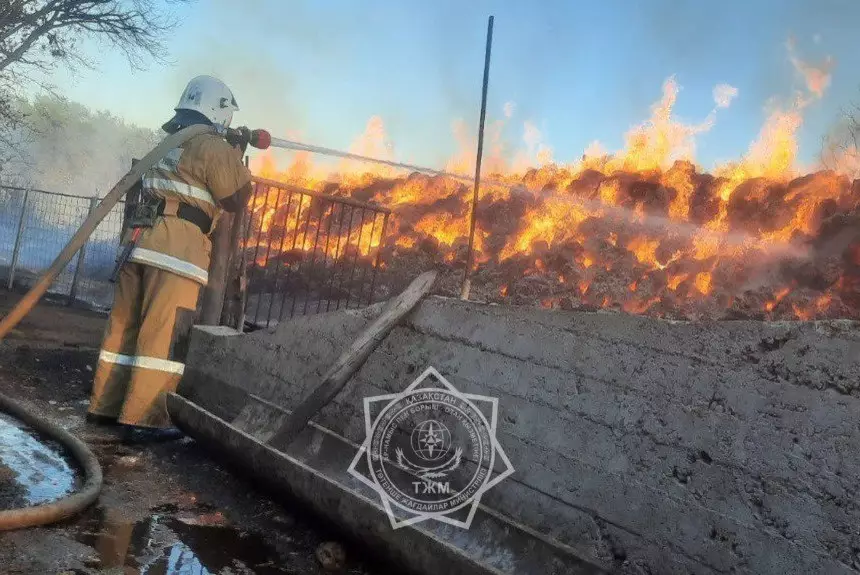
[7,189,30,291]
[221,200,248,330]
[68,195,98,306]
[200,211,233,325]
[220,155,251,331]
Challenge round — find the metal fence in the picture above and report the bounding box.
[0,179,393,324]
[242,177,391,328]
[0,185,125,310]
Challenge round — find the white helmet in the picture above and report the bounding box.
[174,75,239,128]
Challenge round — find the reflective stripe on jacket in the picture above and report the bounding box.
[128,133,251,284]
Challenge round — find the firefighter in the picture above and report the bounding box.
[87,75,253,441]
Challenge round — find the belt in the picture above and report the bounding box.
[155,198,212,234]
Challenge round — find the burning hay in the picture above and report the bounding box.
[242,163,860,322]
[243,73,860,322]
[381,168,858,320]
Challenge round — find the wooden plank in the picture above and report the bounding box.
[267,270,438,451]
[221,202,249,330]
[200,211,234,325]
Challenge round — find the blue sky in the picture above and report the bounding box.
[37,0,860,171]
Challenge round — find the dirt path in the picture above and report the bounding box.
[0,291,384,574]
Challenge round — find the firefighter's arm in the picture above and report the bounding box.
[205,138,253,213]
[220,180,252,213]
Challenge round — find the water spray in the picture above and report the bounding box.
[262,134,808,258]
[265,136,476,182]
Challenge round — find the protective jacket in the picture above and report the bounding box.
[129,133,251,284]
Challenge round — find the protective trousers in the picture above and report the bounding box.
[88,262,200,428]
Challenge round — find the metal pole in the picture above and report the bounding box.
[460,15,494,301]
[68,195,98,305]
[7,190,30,291]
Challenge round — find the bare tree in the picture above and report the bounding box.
[0,1,188,175]
[821,103,860,180]
[0,0,187,71]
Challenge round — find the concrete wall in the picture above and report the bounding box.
[183,297,860,575]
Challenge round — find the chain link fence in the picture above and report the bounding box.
[0,185,125,311]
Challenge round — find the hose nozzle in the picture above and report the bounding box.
[223,126,271,150]
[247,128,271,150]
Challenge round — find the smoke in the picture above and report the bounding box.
[0,95,159,196]
[786,37,834,99]
[339,116,396,176]
[821,113,860,178]
[713,84,739,109]
[512,121,553,171]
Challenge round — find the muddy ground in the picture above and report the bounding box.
[0,290,386,575]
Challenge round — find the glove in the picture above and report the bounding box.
[226,126,250,154]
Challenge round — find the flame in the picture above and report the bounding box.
[414,212,468,247]
[500,198,590,260]
[242,41,858,322]
[791,292,829,320]
[694,272,712,295]
[764,286,792,312]
[627,237,660,266]
[578,279,591,295]
[577,76,719,175]
[667,273,688,291]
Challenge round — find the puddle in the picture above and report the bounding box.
[0,412,78,508]
[78,508,290,574]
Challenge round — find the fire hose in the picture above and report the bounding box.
[0,122,270,529]
[0,393,102,530]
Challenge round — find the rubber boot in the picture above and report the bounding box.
[85,413,119,426]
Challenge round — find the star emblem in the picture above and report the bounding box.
[348,366,514,530]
